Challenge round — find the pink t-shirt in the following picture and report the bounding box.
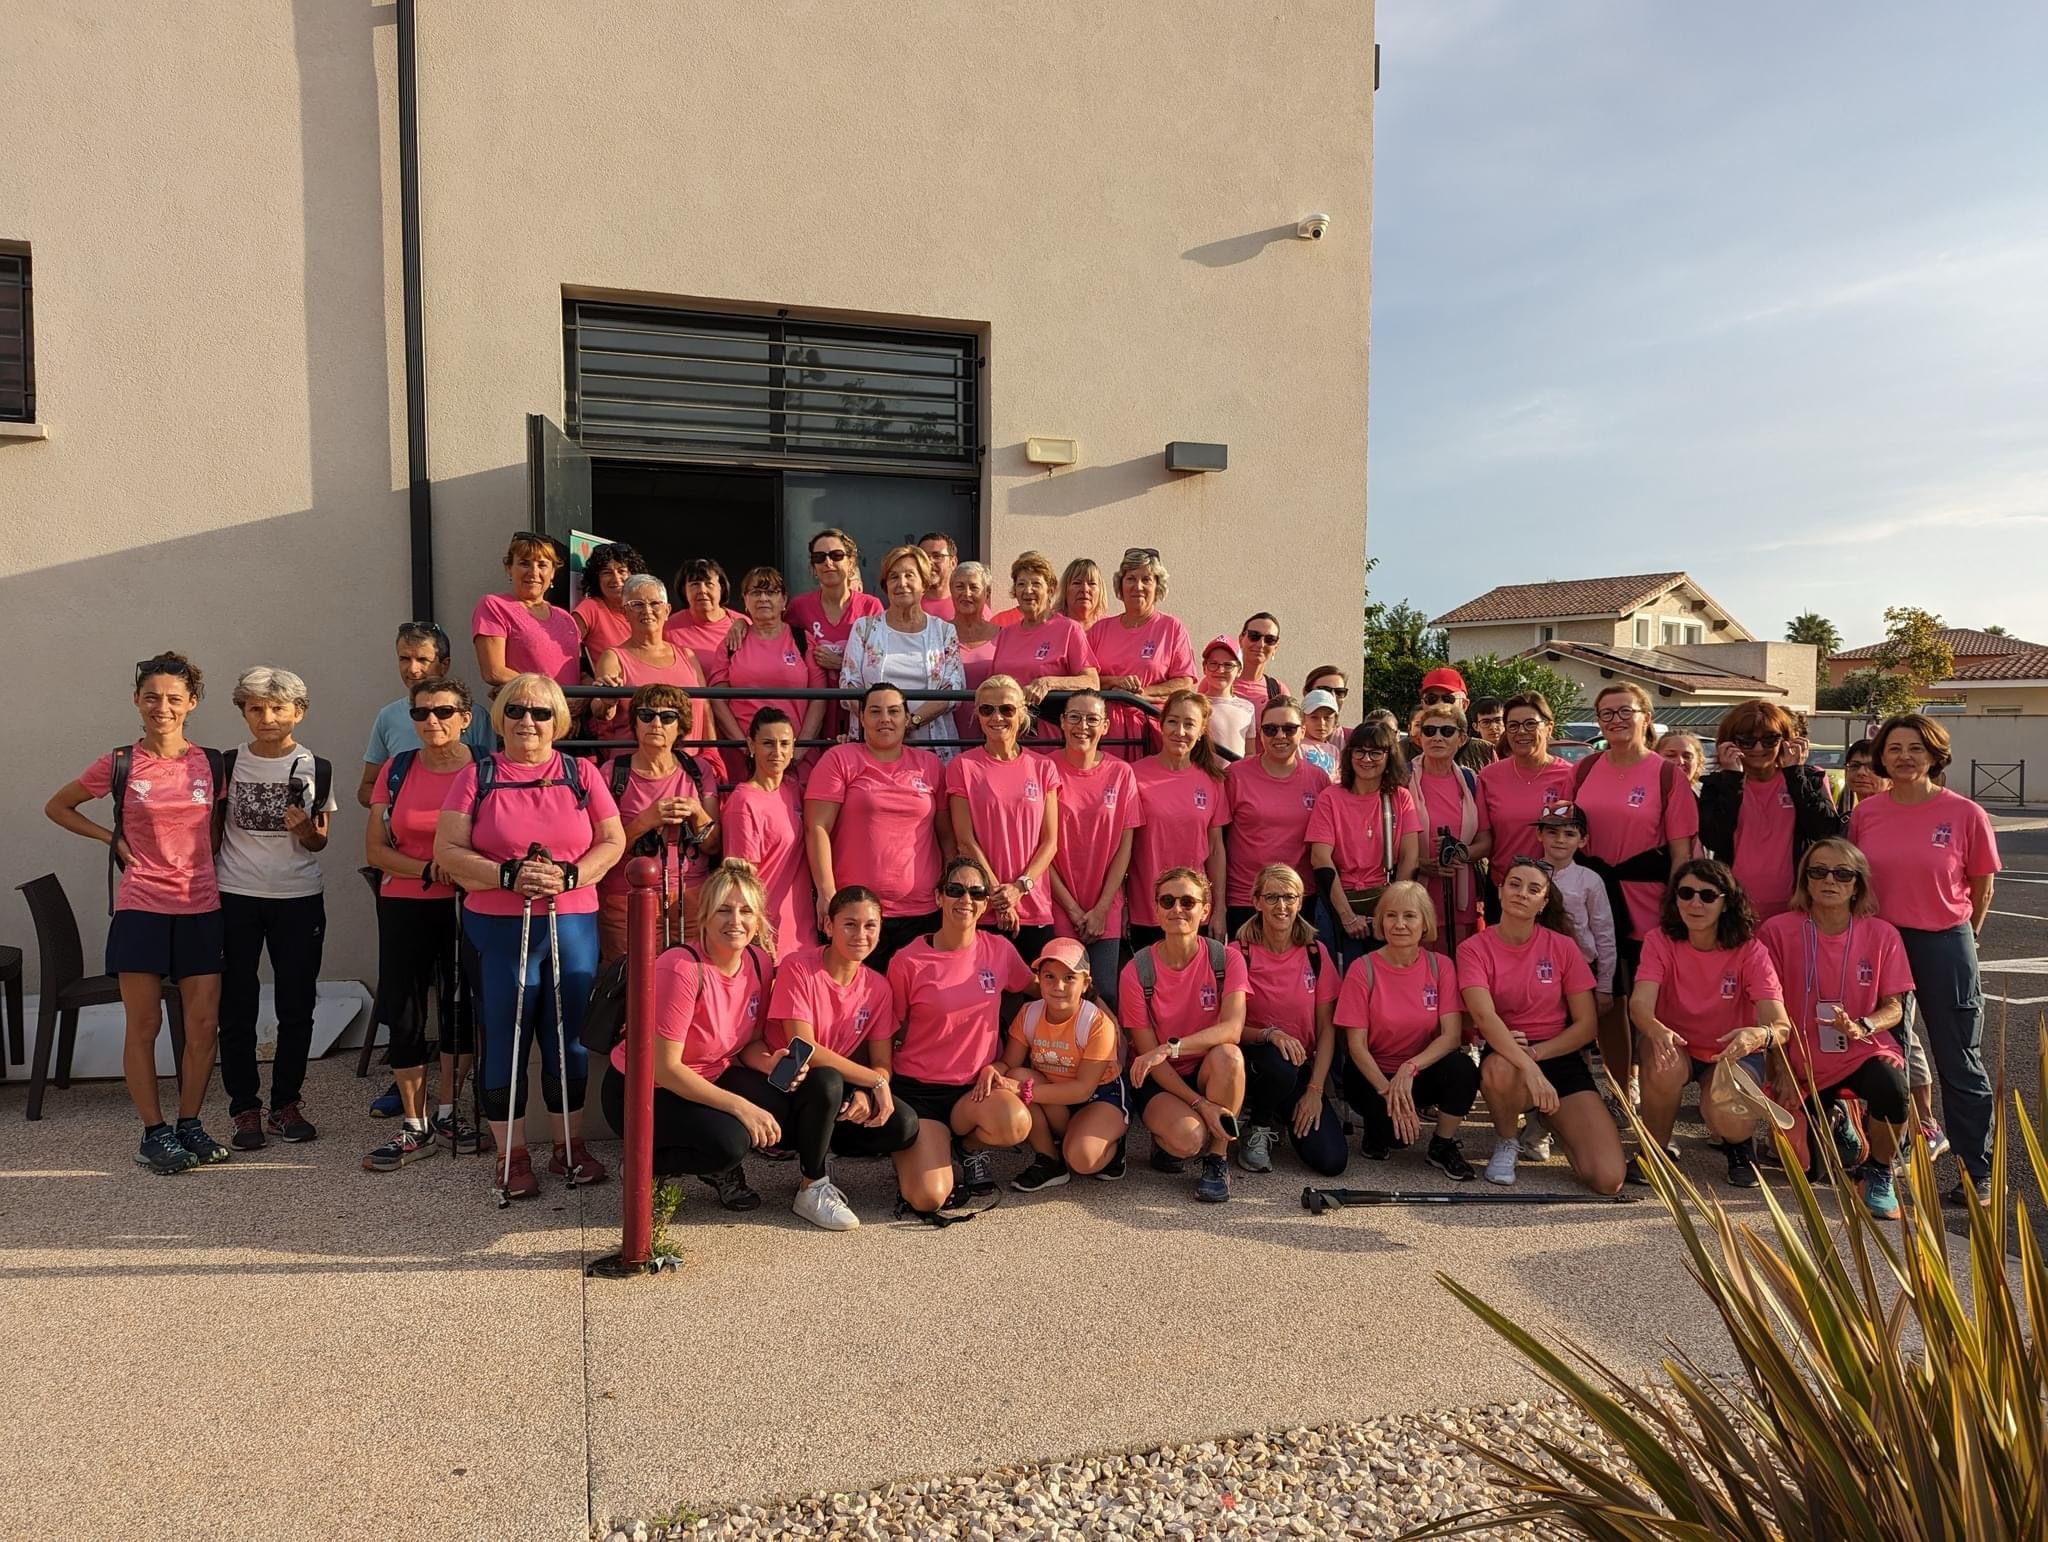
[1118,942,1250,1075]
[1758,911,1912,1088]
[1306,783,1422,891]
[710,625,828,742]
[1456,925,1594,1044]
[470,592,580,687]
[79,745,221,913]
[721,779,814,959]
[1224,757,1328,907]
[945,749,1063,926]
[445,753,620,916]
[989,615,1094,693]
[921,593,956,622]
[786,589,883,655]
[1411,761,1490,937]
[1476,756,1578,867]
[1576,754,1699,939]
[1732,775,1800,918]
[1848,788,2001,933]
[574,595,633,659]
[887,932,1032,1084]
[372,752,466,899]
[1335,949,1460,1073]
[589,646,709,758]
[1128,760,1230,927]
[1238,938,1337,1050]
[1233,675,1288,711]
[618,944,769,1078]
[598,761,715,899]
[951,635,1001,738]
[1087,611,1196,760]
[1050,754,1141,938]
[663,607,748,661]
[1634,931,1783,1058]
[765,944,894,1057]
[806,743,948,917]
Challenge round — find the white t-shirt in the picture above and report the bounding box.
[1204,693,1255,757]
[874,619,955,750]
[214,743,340,900]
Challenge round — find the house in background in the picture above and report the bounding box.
[1925,648,2048,716]
[1432,571,1818,714]
[1828,628,2047,704]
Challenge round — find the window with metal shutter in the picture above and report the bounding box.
[0,249,30,422]
[565,302,978,473]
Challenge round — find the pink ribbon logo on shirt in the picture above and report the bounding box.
[1720,973,1737,1000]
[1932,824,1953,847]
[978,968,997,992]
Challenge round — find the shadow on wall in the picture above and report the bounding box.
[998,445,1185,521]
[1181,225,1304,268]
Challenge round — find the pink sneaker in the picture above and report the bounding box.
[547,1141,608,1185]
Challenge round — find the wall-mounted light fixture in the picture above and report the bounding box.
[1165,441,1227,473]
[1024,437,1077,467]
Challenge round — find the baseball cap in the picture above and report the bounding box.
[1033,937,1091,973]
[1534,801,1587,830]
[1301,688,1340,715]
[1420,666,1468,695]
[1202,634,1243,665]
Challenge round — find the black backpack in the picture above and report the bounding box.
[580,940,768,1057]
[607,754,708,858]
[469,750,587,816]
[107,743,226,915]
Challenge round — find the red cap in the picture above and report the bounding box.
[1420,667,1468,695]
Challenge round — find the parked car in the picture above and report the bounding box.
[1550,738,1597,763]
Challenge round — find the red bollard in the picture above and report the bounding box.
[609,855,663,1273]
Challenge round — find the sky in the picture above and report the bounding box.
[1367,2,2048,651]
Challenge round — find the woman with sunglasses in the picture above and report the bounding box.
[1409,669,1495,771]
[1696,699,1843,925]
[877,855,1035,1211]
[1047,689,1140,1008]
[840,545,966,755]
[786,527,882,686]
[1129,690,1231,950]
[433,673,626,1198]
[1630,860,1789,1188]
[1087,548,1196,761]
[46,652,230,1174]
[1408,702,1490,955]
[1223,698,1327,935]
[997,937,1131,1190]
[989,551,1098,735]
[1758,839,1913,1217]
[595,683,718,961]
[1460,855,1620,1192]
[721,708,813,958]
[709,566,827,783]
[572,541,651,659]
[587,575,713,763]
[358,622,493,810]
[947,675,1063,960]
[805,683,954,972]
[1569,683,1699,1086]
[1334,882,1479,1179]
[1476,692,1577,871]
[1234,613,1289,712]
[1848,713,2000,1205]
[472,532,580,696]
[363,675,481,1170]
[1232,864,1346,1176]
[1058,557,1108,632]
[1308,716,1421,970]
[1124,867,1249,1202]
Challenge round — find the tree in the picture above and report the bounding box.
[1359,595,1446,718]
[1821,606,1957,719]
[1784,611,1842,662]
[1984,624,2011,636]
[1449,652,1585,724]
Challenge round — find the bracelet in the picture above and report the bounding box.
[558,861,580,891]
[498,859,522,891]
[1017,1077,1034,1106]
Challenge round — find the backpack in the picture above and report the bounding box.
[469,750,587,818]
[607,753,707,858]
[581,939,768,1057]
[1355,947,1439,998]
[107,743,226,916]
[1131,936,1228,1029]
[1235,938,1321,987]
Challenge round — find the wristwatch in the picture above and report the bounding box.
[1015,874,1035,895]
[558,861,580,891]
[1855,1015,1874,1037]
[1166,1037,1182,1060]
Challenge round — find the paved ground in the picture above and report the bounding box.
[1975,817,2048,1238]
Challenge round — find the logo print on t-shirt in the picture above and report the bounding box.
[782,649,798,666]
[1303,792,1317,809]
[1627,785,1647,808]
[1193,788,1209,809]
[1034,643,1051,661]
[1932,823,1953,848]
[1858,959,1874,986]
[1103,787,1119,808]
[910,776,931,794]
[191,782,212,804]
[130,778,155,804]
[1139,641,1157,660]
[1303,964,1317,991]
[1778,788,1794,809]
[1422,984,1439,1010]
[1023,781,1040,801]
[230,780,292,832]
[1199,983,1218,1009]
[746,993,761,1021]
[1536,957,1554,984]
[1720,973,1737,1000]
[977,968,997,992]
[853,1006,872,1030]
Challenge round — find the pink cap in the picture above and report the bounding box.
[1034,937,1091,973]
[1420,666,1468,695]
[1203,633,1243,665]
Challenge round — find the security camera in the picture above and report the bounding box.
[1297,213,1330,241]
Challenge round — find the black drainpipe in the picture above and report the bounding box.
[398,0,434,621]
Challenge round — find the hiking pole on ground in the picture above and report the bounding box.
[497,860,539,1208]
[539,849,578,1191]
[1302,1185,1640,1214]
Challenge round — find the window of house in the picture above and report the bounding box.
[1537,624,1555,643]
[0,245,31,423]
[1634,617,1651,647]
[1985,706,2022,718]
[1661,620,1704,646]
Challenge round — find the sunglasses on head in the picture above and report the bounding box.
[1418,723,1460,739]
[408,704,462,721]
[1675,884,1723,904]
[134,656,197,687]
[1122,547,1161,563]
[510,531,560,557]
[940,881,989,901]
[1243,630,1278,646]
[396,620,448,644]
[1508,855,1554,875]
[1155,893,1203,912]
[1261,722,1301,737]
[634,708,682,725]
[808,548,850,564]
[976,703,1020,718]
[1805,865,1859,884]
[501,702,554,722]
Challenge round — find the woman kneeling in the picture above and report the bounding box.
[997,938,1131,1191]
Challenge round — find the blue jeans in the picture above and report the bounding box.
[1081,935,1123,1015]
[463,907,598,1121]
[1898,923,1993,1180]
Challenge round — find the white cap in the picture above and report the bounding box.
[1301,689,1341,715]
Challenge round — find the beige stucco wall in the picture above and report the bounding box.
[1444,622,1546,659]
[1662,641,1817,710]
[1949,686,2048,716]
[0,0,1372,993]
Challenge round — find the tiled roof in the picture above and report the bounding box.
[1935,648,2048,683]
[1433,572,1686,626]
[1518,640,1783,696]
[1833,628,2043,661]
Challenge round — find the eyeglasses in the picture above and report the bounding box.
[1255,891,1301,905]
[1730,733,1783,749]
[1062,713,1106,728]
[1805,865,1860,884]
[1594,706,1642,723]
[940,881,990,901]
[623,598,668,612]
[409,704,463,721]
[1242,630,1279,646]
[501,702,554,722]
[746,586,783,598]
[1419,690,1459,706]
[1508,856,1554,875]
[1845,760,1874,772]
[634,708,683,725]
[976,703,1020,719]
[1674,884,1723,904]
[134,655,198,687]
[1155,893,1203,912]
[1349,745,1388,760]
[1504,717,1548,733]
[1417,723,1460,739]
[1261,722,1302,737]
[808,548,850,565]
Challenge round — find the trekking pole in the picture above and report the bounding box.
[1302,1185,1639,1214]
[541,852,578,1189]
[1437,827,1461,957]
[498,867,538,1208]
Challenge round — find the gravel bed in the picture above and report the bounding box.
[601,1397,1622,1540]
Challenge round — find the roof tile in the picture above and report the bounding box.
[1434,572,1686,626]
[1833,628,2043,661]
[1938,648,2048,682]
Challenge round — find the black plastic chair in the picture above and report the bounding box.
[356,866,384,1076]
[17,874,185,1121]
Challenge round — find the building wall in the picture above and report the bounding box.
[1661,641,1817,710]
[1950,686,2048,716]
[1939,715,2048,804]
[0,1,1373,992]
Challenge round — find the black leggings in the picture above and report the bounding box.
[1240,1038,1348,1176]
[372,894,474,1071]
[1808,1056,1910,1127]
[601,1062,920,1180]
[1342,1053,1480,1149]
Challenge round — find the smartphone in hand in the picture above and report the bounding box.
[769,1037,815,1093]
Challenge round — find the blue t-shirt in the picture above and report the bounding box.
[364,696,494,765]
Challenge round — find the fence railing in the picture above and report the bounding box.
[1970,760,2026,807]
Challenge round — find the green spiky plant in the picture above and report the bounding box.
[650,1178,684,1266]
[1419,1030,2048,1539]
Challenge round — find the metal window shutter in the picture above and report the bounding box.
[0,253,29,422]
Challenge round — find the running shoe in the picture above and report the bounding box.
[1010,1153,1071,1192]
[499,1145,541,1200]
[1830,1102,1865,1170]
[546,1141,608,1184]
[1359,1140,1393,1161]
[701,1165,759,1212]
[363,1123,436,1172]
[1426,1136,1475,1182]
[174,1118,230,1166]
[1484,1138,1519,1187]
[960,1148,996,1197]
[1518,1113,1554,1162]
[1942,1174,1991,1208]
[1725,1140,1759,1189]
[230,1108,267,1151]
[1095,1139,1128,1182]
[1625,1155,1653,1188]
[1148,1146,1186,1175]
[369,1082,402,1119]
[136,1124,199,1176]
[1194,1152,1230,1203]
[1859,1162,1900,1219]
[792,1178,860,1231]
[1237,1125,1275,1173]
[431,1110,487,1155]
[1920,1121,1951,1161]
[266,1102,316,1143]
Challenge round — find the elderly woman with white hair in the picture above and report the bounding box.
[948,559,1003,739]
[214,665,341,1148]
[841,544,965,755]
[587,572,712,761]
[1087,546,1196,761]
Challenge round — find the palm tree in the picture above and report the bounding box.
[1785,611,1842,661]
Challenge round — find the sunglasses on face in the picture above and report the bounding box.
[940,882,990,901]
[1261,722,1302,737]
[1155,893,1203,912]
[1504,718,1547,733]
[1675,884,1722,904]
[1315,686,1349,701]
[1805,865,1859,884]
[408,704,463,721]
[502,702,554,722]
[634,708,682,725]
[976,703,1020,719]
[1243,630,1278,646]
[1418,723,1460,739]
[808,549,850,564]
[1730,733,1783,749]
[1419,690,1458,705]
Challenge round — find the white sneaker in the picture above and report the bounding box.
[1485,1138,1519,1187]
[792,1177,860,1232]
[1518,1113,1553,1162]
